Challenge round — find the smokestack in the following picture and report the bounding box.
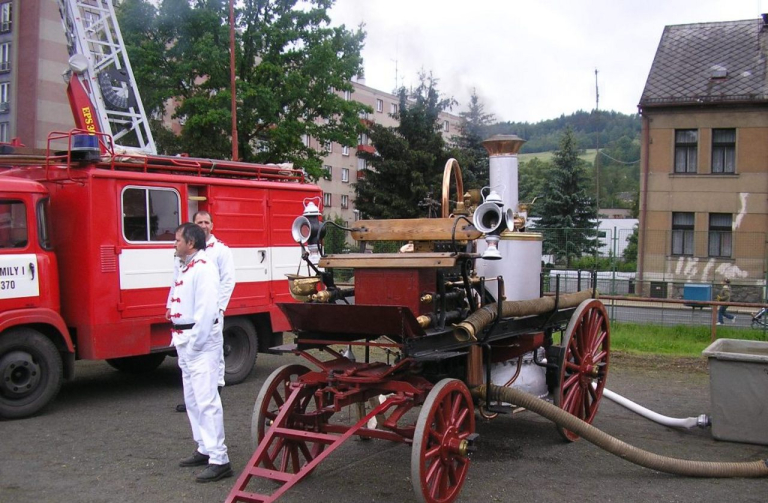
[481,134,526,213]
[475,133,541,302]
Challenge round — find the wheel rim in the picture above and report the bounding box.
[411,379,475,503]
[0,350,42,398]
[224,326,249,374]
[251,364,325,473]
[555,299,610,442]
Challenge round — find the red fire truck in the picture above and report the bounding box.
[0,134,321,419]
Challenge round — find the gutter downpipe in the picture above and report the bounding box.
[638,109,650,295]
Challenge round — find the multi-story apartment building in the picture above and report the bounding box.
[2,0,74,148]
[638,16,768,300]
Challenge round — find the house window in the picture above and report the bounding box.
[301,134,309,147]
[708,213,732,258]
[0,3,10,33]
[390,103,398,114]
[341,195,349,209]
[357,158,366,171]
[358,133,368,145]
[711,128,735,174]
[0,82,8,112]
[442,120,449,132]
[342,145,349,156]
[121,187,181,242]
[376,99,383,112]
[323,165,332,181]
[0,121,8,142]
[323,193,332,207]
[674,129,697,173]
[671,212,694,256]
[325,141,332,153]
[341,168,349,183]
[343,90,351,101]
[0,43,9,72]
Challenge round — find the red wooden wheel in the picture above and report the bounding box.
[411,379,475,503]
[250,364,325,473]
[554,298,610,442]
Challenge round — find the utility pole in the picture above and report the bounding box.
[229,0,239,161]
[594,68,600,212]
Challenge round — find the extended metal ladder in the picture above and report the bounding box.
[57,0,156,153]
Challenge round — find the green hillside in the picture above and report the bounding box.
[518,149,597,165]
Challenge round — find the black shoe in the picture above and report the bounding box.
[196,462,233,483]
[179,451,209,467]
[176,403,187,413]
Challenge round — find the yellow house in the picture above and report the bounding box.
[637,16,768,301]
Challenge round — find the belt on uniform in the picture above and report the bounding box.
[172,319,219,331]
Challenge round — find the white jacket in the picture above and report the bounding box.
[206,234,235,313]
[168,249,220,351]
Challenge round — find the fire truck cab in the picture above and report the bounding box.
[0,136,321,419]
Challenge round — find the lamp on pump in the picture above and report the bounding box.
[473,188,506,260]
[291,198,325,264]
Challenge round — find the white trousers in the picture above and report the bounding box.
[214,315,225,387]
[177,344,229,465]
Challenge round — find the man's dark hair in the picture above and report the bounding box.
[192,210,212,222]
[176,223,206,250]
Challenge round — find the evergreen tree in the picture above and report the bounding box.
[117,0,369,180]
[354,73,453,219]
[518,157,552,212]
[536,128,598,267]
[452,89,493,189]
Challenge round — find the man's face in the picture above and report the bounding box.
[194,213,213,240]
[174,230,195,258]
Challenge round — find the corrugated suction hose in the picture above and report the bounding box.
[472,384,768,477]
[455,290,593,341]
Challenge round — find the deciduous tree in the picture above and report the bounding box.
[117,0,369,180]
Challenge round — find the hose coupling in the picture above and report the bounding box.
[454,321,476,342]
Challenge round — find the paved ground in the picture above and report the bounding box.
[1,351,767,503]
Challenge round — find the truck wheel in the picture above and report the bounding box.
[223,317,258,385]
[106,353,167,374]
[0,328,64,419]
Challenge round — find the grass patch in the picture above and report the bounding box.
[611,322,767,357]
[519,148,597,165]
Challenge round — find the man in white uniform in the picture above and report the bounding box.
[168,223,233,482]
[176,211,235,412]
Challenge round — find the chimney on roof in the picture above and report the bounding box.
[762,13,768,27]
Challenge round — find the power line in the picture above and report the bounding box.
[598,150,640,165]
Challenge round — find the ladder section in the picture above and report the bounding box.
[57,0,156,154]
[226,387,404,503]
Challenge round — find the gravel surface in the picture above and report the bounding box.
[1,351,767,503]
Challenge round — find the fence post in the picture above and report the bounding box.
[611,226,618,295]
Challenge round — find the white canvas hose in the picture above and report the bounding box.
[602,387,709,429]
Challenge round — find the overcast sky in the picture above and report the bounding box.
[327,0,764,123]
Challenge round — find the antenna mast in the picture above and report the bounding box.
[594,68,600,211]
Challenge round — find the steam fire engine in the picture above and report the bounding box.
[0,0,320,418]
